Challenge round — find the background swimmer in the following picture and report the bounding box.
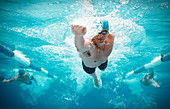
[140,68,160,87]
[3,69,37,85]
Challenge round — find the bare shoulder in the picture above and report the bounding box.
[109,33,115,39]
[107,33,115,43]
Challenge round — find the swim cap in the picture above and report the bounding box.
[102,20,109,31]
[19,69,25,75]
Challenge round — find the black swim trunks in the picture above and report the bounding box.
[82,60,108,74]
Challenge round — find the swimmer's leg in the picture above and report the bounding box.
[90,73,100,87]
[24,81,32,85]
[82,61,100,87]
[30,76,38,85]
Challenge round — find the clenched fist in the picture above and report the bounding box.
[71,24,87,37]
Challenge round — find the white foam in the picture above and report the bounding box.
[12,50,30,66]
[122,78,143,96]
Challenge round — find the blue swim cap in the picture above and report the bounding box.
[19,69,25,75]
[102,20,109,31]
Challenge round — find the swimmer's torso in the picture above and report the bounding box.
[18,73,31,83]
[79,39,113,68]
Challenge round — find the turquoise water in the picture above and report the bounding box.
[0,0,170,108]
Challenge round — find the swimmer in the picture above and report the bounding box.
[3,69,37,85]
[140,68,160,87]
[71,21,115,87]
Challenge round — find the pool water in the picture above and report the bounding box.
[0,0,170,109]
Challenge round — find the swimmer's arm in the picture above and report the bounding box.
[71,24,90,53]
[3,76,18,83]
[75,38,90,53]
[32,76,38,85]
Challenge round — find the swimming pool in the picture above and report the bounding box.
[0,0,170,108]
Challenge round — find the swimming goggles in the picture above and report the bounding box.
[98,30,108,35]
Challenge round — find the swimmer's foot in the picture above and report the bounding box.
[93,77,100,87]
[93,76,102,88]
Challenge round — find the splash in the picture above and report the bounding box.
[10,22,69,45]
[68,0,146,102]
[119,0,129,4]
[71,14,145,48]
[122,78,143,96]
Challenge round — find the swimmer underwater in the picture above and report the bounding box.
[3,69,37,85]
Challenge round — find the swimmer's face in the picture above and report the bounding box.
[97,30,108,43]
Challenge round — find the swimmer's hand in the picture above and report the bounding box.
[3,80,9,83]
[156,84,160,87]
[71,24,87,37]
